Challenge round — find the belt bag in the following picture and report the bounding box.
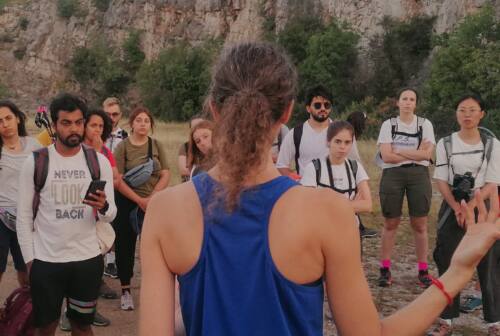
[0,207,17,232]
[96,220,115,255]
[123,137,154,188]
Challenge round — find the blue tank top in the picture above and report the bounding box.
[178,173,324,336]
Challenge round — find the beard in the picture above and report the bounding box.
[58,133,83,148]
[311,113,329,123]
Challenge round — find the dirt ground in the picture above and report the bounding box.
[0,228,489,336]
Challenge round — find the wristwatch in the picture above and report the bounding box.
[98,201,109,215]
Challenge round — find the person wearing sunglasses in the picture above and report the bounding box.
[103,97,128,153]
[276,85,360,178]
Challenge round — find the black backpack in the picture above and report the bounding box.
[293,123,304,174]
[311,157,359,198]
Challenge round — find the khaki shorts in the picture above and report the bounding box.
[379,164,432,218]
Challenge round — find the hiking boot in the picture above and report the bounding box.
[92,311,111,327]
[427,320,452,336]
[100,281,118,299]
[121,291,134,311]
[60,312,71,332]
[360,227,377,238]
[104,262,118,279]
[460,295,482,313]
[378,267,392,287]
[418,269,433,288]
[488,323,500,336]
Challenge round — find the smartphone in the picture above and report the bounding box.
[84,180,106,201]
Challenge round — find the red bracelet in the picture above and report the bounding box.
[430,276,453,306]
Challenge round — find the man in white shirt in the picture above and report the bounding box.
[16,93,116,336]
[103,97,128,153]
[276,85,360,176]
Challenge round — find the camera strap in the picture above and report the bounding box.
[443,133,493,178]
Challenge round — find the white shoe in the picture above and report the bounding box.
[120,291,134,311]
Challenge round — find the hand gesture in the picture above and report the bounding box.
[449,191,500,277]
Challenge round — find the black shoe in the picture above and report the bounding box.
[378,267,393,287]
[104,263,118,279]
[418,269,433,288]
[93,311,111,327]
[100,281,118,299]
[360,227,377,238]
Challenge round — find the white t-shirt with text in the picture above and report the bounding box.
[16,145,117,263]
[377,116,435,169]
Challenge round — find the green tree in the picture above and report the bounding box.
[69,39,130,101]
[298,21,360,109]
[122,30,145,75]
[368,15,435,100]
[276,16,324,64]
[136,40,221,121]
[423,6,500,137]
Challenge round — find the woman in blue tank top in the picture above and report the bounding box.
[139,42,500,336]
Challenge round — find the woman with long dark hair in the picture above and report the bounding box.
[0,100,40,287]
[140,43,500,336]
[187,120,215,178]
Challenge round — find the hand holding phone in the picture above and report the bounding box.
[84,180,106,201]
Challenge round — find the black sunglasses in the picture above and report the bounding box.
[313,102,332,110]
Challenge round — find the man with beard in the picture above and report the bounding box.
[16,93,116,336]
[277,85,360,176]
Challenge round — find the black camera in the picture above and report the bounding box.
[452,172,475,202]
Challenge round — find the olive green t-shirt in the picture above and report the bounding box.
[114,137,169,198]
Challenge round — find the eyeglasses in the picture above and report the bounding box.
[313,102,332,110]
[108,112,121,117]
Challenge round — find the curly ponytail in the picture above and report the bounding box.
[209,42,297,210]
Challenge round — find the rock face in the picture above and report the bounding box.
[0,0,497,108]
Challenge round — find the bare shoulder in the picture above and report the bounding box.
[144,181,204,274]
[146,182,200,235]
[274,185,356,238]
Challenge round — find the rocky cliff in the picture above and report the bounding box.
[0,0,498,108]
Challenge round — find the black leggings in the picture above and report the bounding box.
[433,201,500,322]
[113,192,138,287]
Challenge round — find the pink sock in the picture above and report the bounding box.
[418,262,428,271]
[381,259,391,269]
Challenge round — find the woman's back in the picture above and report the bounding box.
[178,173,323,335]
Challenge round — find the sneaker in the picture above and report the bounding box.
[360,227,377,238]
[460,295,482,313]
[104,263,118,279]
[427,320,452,336]
[378,267,392,287]
[488,323,500,336]
[59,312,71,332]
[100,281,118,299]
[93,310,111,327]
[418,269,433,288]
[121,291,134,311]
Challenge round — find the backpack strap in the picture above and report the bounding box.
[312,158,322,187]
[293,123,304,174]
[82,145,101,180]
[277,130,283,152]
[121,129,129,139]
[348,159,358,179]
[416,116,424,148]
[32,148,49,222]
[480,132,494,164]
[390,118,398,139]
[147,137,153,159]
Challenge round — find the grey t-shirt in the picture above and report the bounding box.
[0,137,41,207]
